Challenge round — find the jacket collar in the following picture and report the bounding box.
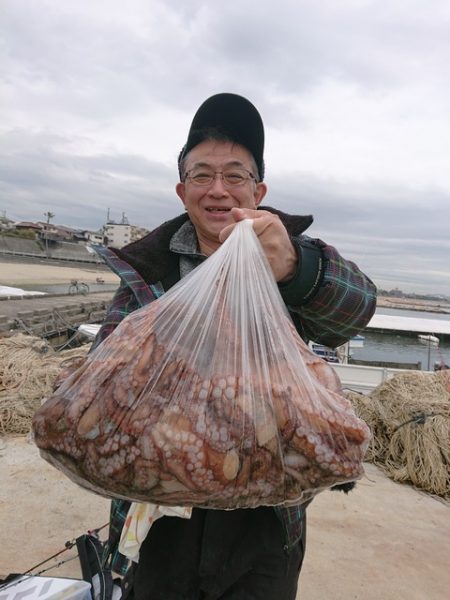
[112,206,313,284]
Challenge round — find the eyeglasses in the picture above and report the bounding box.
[184,167,257,187]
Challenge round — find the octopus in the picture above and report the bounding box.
[32,297,370,509]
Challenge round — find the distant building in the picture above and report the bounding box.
[103,222,131,248]
[130,225,150,243]
[0,215,15,231]
[103,222,149,248]
[80,229,105,245]
[36,221,76,242]
[15,221,42,232]
[12,221,42,240]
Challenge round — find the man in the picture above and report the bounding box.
[94,93,376,599]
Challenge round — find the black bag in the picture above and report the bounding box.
[76,533,117,600]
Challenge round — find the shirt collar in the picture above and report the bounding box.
[169,219,204,257]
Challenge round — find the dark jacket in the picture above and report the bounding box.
[94,206,377,350]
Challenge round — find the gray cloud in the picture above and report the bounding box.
[0,129,180,229]
[265,174,450,294]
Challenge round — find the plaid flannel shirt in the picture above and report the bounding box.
[95,215,376,574]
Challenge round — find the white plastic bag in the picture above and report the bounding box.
[33,219,370,507]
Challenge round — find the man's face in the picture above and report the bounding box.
[176,140,267,251]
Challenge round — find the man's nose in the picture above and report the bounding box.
[208,173,228,194]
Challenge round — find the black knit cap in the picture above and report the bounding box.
[178,93,265,181]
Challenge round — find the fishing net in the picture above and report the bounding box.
[0,334,90,434]
[347,370,450,498]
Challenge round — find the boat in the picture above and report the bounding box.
[309,342,340,363]
[349,334,365,348]
[78,323,101,340]
[418,334,439,346]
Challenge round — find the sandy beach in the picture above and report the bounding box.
[0,259,119,287]
[0,435,449,599]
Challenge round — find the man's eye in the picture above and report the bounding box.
[192,173,213,182]
[224,172,245,183]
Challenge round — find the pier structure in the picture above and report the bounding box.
[367,313,450,340]
[0,291,114,344]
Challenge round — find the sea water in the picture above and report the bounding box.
[352,308,450,371]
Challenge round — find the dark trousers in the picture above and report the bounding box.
[121,506,306,600]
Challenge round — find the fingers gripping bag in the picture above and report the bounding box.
[33,219,370,508]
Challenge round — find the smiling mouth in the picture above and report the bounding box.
[205,207,231,212]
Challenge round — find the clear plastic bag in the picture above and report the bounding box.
[33,219,370,508]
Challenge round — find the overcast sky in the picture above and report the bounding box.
[1,0,449,295]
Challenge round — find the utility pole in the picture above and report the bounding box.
[43,211,55,258]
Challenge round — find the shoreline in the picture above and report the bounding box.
[377,295,450,315]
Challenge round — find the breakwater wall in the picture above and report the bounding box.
[0,294,112,345]
[348,357,422,370]
[0,234,102,264]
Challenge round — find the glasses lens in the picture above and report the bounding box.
[187,168,252,186]
[223,170,248,185]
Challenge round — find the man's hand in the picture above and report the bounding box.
[219,208,298,282]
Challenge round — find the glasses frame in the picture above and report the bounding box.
[183,168,257,187]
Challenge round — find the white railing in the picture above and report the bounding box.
[333,362,423,394]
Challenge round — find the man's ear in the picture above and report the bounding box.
[254,182,268,208]
[176,182,186,205]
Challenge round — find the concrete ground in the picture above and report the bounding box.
[1,435,449,599]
